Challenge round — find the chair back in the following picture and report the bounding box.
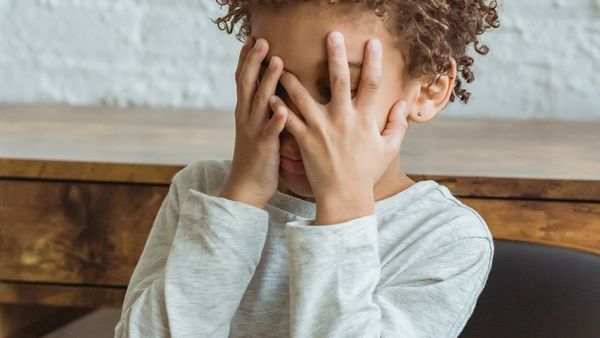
[460,239,600,338]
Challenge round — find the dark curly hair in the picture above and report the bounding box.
[212,0,500,104]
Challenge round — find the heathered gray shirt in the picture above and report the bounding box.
[115,159,494,338]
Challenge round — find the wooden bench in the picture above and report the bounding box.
[1,103,598,337]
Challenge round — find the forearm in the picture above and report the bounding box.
[286,214,382,336]
[163,188,269,337]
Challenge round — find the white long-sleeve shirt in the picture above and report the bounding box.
[114,159,494,338]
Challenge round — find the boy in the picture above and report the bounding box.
[115,1,500,337]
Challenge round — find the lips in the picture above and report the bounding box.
[280,152,302,161]
[279,153,305,174]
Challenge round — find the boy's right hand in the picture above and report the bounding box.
[219,37,287,209]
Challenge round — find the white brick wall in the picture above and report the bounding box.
[1,0,599,120]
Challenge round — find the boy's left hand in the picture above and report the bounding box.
[268,31,409,224]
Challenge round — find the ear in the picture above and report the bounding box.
[408,58,457,123]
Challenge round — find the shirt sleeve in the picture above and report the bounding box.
[285,214,493,338]
[114,173,270,338]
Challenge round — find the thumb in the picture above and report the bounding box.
[381,100,408,146]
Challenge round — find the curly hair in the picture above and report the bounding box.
[212,0,500,104]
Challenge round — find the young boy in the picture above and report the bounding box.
[115,1,500,337]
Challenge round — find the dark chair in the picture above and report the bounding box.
[460,239,600,338]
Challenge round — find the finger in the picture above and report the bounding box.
[279,70,322,126]
[356,38,382,111]
[262,95,289,138]
[235,36,255,83]
[381,100,408,149]
[327,31,352,110]
[250,56,284,124]
[237,38,269,116]
[268,95,307,139]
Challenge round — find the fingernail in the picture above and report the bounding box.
[330,31,343,44]
[254,38,263,50]
[371,39,381,52]
[269,95,277,105]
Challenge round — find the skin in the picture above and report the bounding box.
[219,2,457,225]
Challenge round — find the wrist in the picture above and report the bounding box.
[218,181,268,209]
[314,189,375,225]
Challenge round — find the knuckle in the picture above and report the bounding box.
[271,101,283,115]
[256,83,270,99]
[365,76,380,92]
[251,94,267,112]
[238,74,254,91]
[260,90,272,104]
[263,68,277,84]
[332,74,348,89]
[279,72,290,86]
[250,42,266,57]
[294,93,309,107]
[333,45,345,58]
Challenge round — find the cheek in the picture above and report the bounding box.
[371,76,406,131]
[374,104,391,132]
[371,94,397,132]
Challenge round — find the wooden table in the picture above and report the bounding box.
[1,103,599,337]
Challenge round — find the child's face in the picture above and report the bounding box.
[250,3,416,200]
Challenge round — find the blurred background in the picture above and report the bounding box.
[1,0,599,120]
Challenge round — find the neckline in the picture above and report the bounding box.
[220,159,440,219]
[267,177,440,219]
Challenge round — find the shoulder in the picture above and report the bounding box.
[378,180,495,287]
[383,180,494,253]
[170,159,232,202]
[428,181,493,242]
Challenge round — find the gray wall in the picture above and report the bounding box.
[1,0,599,120]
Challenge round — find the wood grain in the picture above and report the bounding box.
[409,175,600,202]
[0,179,166,286]
[0,158,180,185]
[0,282,124,308]
[2,160,599,202]
[1,175,598,286]
[466,197,600,256]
